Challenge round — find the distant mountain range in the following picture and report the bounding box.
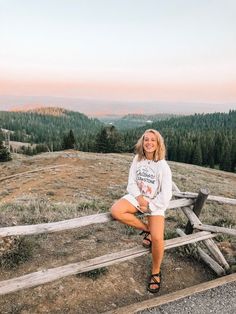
[0,95,235,116]
[2,105,178,130]
[100,113,179,129]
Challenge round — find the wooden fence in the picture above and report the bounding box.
[0,182,235,296]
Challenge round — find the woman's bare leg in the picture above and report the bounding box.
[148,215,165,288]
[110,198,149,231]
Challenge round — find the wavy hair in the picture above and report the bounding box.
[135,129,166,161]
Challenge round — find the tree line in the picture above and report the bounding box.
[0,108,102,152]
[0,108,235,173]
[95,110,236,172]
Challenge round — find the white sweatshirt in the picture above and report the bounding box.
[127,155,172,213]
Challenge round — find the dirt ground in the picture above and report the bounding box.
[0,150,235,313]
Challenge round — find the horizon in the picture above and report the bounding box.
[0,102,235,118]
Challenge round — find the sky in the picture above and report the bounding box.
[0,0,236,116]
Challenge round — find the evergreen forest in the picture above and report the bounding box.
[0,107,102,152]
[122,110,236,173]
[0,108,235,173]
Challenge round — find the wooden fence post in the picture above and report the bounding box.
[185,188,209,234]
[173,184,230,273]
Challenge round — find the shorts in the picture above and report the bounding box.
[122,194,165,217]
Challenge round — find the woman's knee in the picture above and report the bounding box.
[151,233,164,244]
[110,203,122,220]
[110,199,137,220]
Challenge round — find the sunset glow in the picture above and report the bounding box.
[0,0,235,115]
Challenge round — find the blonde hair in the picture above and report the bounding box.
[135,129,166,161]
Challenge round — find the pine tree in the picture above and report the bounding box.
[191,141,202,166]
[219,139,231,171]
[177,140,187,162]
[208,142,215,168]
[0,140,12,162]
[95,127,110,153]
[107,125,123,153]
[63,130,76,149]
[231,138,236,172]
[168,140,177,161]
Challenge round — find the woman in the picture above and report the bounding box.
[110,129,172,293]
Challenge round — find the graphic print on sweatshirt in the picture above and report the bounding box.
[136,165,158,198]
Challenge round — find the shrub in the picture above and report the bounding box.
[78,267,108,280]
[0,237,37,269]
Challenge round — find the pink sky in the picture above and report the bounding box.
[1,78,236,104]
[1,1,236,114]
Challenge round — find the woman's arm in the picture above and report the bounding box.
[148,161,172,212]
[126,156,141,197]
[126,156,149,209]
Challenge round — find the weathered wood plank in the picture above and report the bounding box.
[168,198,195,209]
[0,213,112,237]
[174,191,236,205]
[0,231,217,295]
[194,223,236,237]
[0,198,194,237]
[182,207,201,226]
[172,181,181,193]
[176,228,225,276]
[203,238,230,270]
[196,247,225,275]
[105,273,236,314]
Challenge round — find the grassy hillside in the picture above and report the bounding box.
[0,150,235,313]
[0,107,102,151]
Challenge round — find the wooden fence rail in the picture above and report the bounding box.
[0,231,217,296]
[0,198,195,237]
[0,183,235,297]
[194,223,236,237]
[173,191,236,205]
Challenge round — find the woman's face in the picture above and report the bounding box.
[143,132,158,154]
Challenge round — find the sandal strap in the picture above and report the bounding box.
[148,281,160,288]
[139,230,150,236]
[140,231,152,248]
[151,272,161,280]
[151,272,161,278]
[144,238,152,244]
[148,272,161,293]
[148,272,161,288]
[140,231,151,240]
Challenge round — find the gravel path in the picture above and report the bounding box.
[139,281,236,314]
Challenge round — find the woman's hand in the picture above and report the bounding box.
[136,195,148,207]
[136,195,150,213]
[139,205,150,213]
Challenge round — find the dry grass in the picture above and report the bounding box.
[0,150,235,313]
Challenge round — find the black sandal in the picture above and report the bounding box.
[147,272,161,293]
[140,231,152,249]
